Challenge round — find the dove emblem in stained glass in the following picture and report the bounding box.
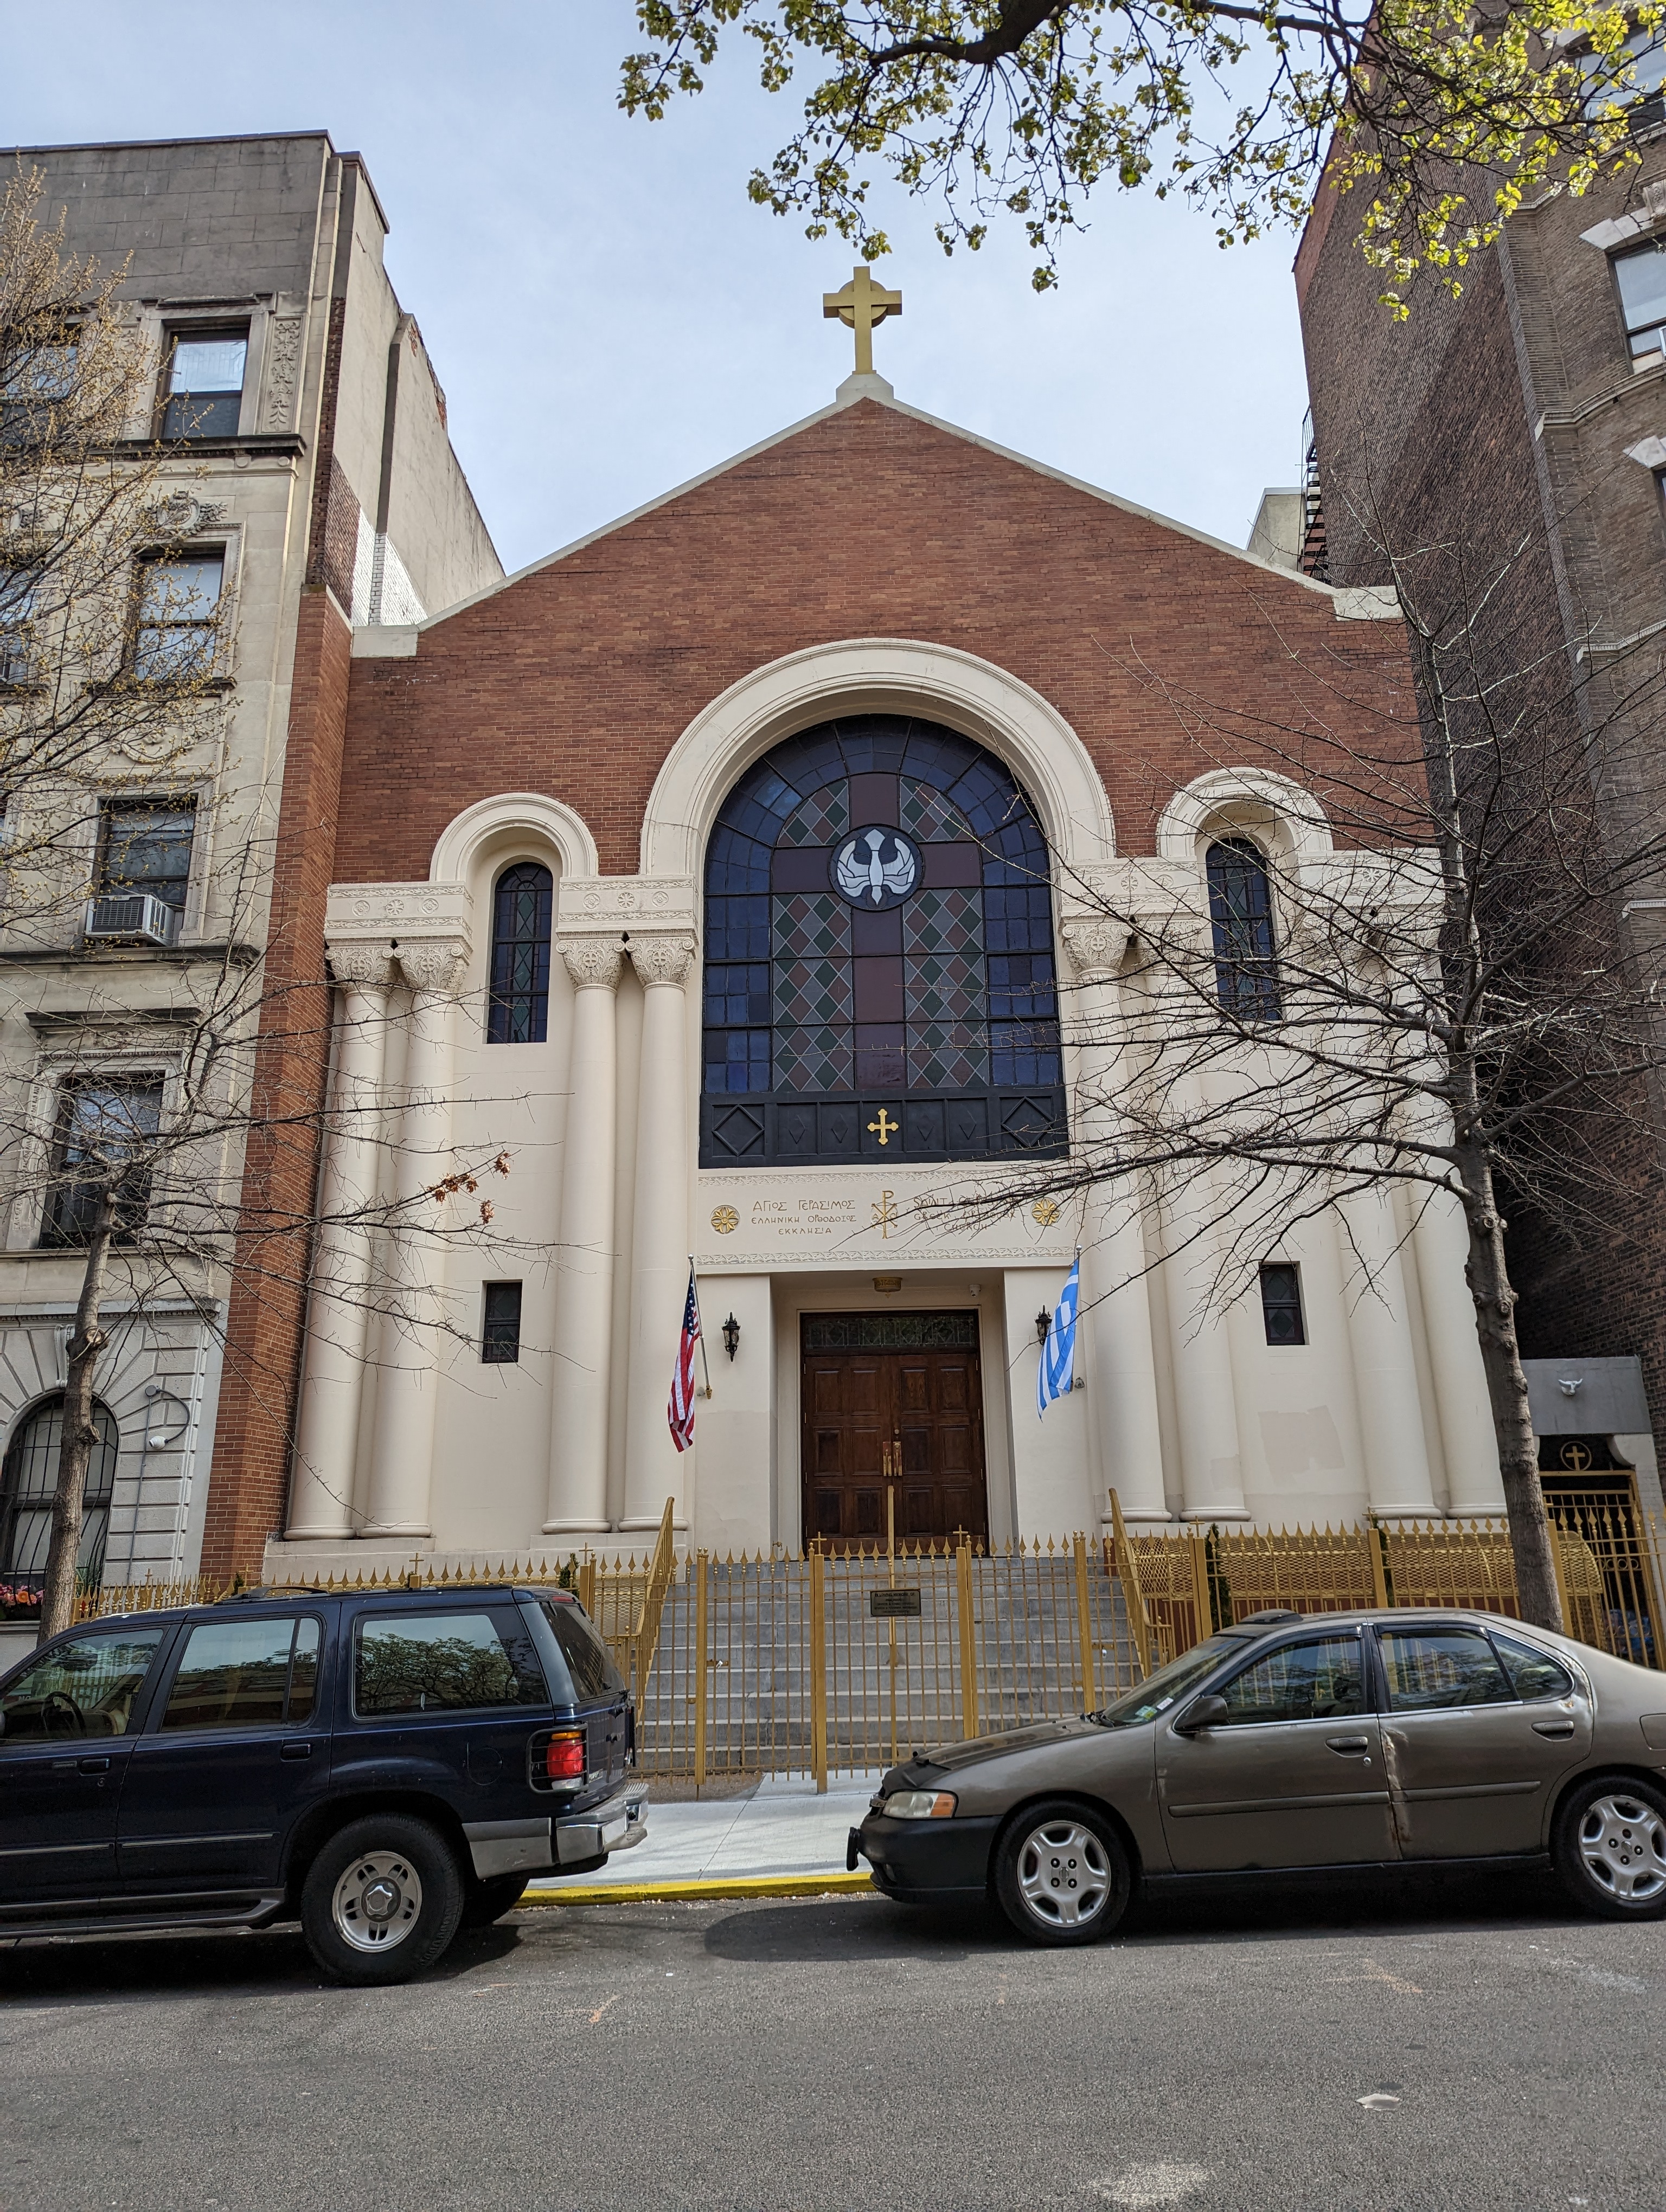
[830,826,920,910]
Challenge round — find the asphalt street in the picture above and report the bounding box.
[2,1869,1661,2212]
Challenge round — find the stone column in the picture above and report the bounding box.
[544,937,624,1535]
[1409,1181,1506,1514]
[1059,919,1169,1523]
[361,937,467,1539]
[1334,1186,1439,1516]
[621,934,695,1532]
[289,944,394,1536]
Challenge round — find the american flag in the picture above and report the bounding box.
[667,1264,702,1452]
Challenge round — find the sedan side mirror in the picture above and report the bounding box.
[1173,1693,1230,1735]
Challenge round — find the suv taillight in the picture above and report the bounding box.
[529,1727,586,1789]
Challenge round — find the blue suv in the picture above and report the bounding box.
[0,1584,646,1983]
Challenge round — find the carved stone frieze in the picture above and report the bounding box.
[627,934,696,988]
[325,880,473,955]
[560,938,625,991]
[561,876,697,932]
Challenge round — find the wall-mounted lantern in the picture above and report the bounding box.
[722,1312,741,1362]
[1035,1308,1052,1348]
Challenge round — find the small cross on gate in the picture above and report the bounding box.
[867,1107,899,1147]
[823,265,903,377]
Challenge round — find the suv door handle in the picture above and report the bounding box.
[1532,1720,1576,1738]
[280,1741,313,1761]
[78,1756,111,1773]
[1326,1735,1371,1753]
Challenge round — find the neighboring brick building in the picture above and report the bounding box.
[1294,131,1666,1491]
[262,360,1511,1586]
[0,133,499,1607]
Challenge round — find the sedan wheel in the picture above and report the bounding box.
[994,1799,1130,1947]
[1553,1776,1666,1920]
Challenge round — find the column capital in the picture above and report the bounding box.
[1059,916,1131,982]
[396,937,470,994]
[559,937,625,991]
[628,934,696,988]
[327,940,396,989]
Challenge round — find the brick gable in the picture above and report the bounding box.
[335,398,1415,880]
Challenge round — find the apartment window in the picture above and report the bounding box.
[159,327,248,440]
[482,1281,523,1364]
[0,1394,119,1595]
[1584,31,1666,128]
[40,1076,164,1248]
[1614,239,1666,364]
[1259,1262,1306,1346]
[97,799,195,912]
[0,570,36,684]
[0,336,76,446]
[1207,838,1283,1022]
[134,550,223,680]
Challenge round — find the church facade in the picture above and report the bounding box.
[256,364,1505,1579]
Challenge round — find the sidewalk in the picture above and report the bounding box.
[524,1773,885,1905]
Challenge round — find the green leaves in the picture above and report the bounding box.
[619,0,1666,303]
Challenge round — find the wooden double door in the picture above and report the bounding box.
[800,1313,988,1550]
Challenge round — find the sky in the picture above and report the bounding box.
[3,1,1315,578]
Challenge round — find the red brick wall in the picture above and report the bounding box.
[335,402,1418,883]
[200,587,351,1578]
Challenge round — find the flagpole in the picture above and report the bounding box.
[690,1256,714,1401]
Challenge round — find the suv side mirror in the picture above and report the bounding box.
[1173,1693,1230,1735]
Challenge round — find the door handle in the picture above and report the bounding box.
[78,1756,111,1773]
[1326,1735,1371,1753]
[280,1740,313,1761]
[1532,1720,1576,1739]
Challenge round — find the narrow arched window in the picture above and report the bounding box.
[486,863,553,1044]
[0,1394,120,1596]
[1207,838,1281,1021]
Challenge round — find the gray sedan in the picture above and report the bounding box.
[850,1606,1666,1944]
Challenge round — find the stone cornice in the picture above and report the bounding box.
[558,875,697,935]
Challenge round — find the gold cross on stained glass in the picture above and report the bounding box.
[867,1108,899,1147]
[823,265,902,377]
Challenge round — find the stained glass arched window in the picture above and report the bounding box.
[485,862,553,1044]
[700,715,1066,1166]
[0,1394,119,1594]
[1206,838,1282,1022]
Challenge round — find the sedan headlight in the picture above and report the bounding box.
[882,1789,957,1819]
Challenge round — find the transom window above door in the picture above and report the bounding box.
[700,715,1066,1168]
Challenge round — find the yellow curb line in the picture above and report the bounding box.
[521,1870,876,1907]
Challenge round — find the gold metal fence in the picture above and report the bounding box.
[632,1533,1143,1787]
[1107,1486,1666,1672]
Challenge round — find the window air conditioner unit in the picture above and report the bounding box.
[84,893,181,947]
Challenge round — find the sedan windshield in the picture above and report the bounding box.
[1087,1635,1250,1728]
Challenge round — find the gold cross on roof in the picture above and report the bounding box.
[823,265,902,377]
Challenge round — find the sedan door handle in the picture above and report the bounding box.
[78,1756,111,1773]
[1532,1720,1576,1739]
[279,1740,313,1761]
[1326,1735,1372,1753]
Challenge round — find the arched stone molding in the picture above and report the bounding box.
[640,639,1117,883]
[1155,768,1334,873]
[428,791,600,891]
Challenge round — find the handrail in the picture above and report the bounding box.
[625,1496,678,1704]
[1107,1488,1155,1679]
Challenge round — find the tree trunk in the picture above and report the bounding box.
[37,1193,116,1643]
[1452,1147,1563,1633]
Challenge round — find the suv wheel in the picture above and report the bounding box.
[1553,1774,1666,1920]
[301,1815,465,1984]
[461,1874,531,1928]
[992,1798,1130,1947]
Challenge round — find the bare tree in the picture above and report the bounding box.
[956,528,1666,1632]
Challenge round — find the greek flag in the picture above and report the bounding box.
[1036,1254,1080,1417]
